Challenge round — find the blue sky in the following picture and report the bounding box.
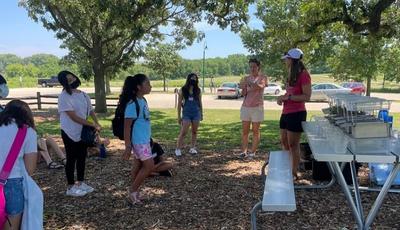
[0,1,262,60]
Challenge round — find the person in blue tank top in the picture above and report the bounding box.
[175,73,203,156]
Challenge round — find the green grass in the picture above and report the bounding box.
[36,109,400,153]
[7,73,400,94]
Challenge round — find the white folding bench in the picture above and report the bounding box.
[250,150,296,230]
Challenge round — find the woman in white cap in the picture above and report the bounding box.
[277,48,311,179]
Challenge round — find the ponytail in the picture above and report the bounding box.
[288,59,306,86]
[117,74,148,113]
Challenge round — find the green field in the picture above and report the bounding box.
[36,108,400,152]
[8,73,400,93]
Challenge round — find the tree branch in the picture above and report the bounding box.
[45,3,92,51]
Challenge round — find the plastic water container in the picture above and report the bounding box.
[348,138,390,154]
[327,126,349,154]
[99,144,107,158]
[387,115,393,128]
[369,163,400,186]
[378,109,389,122]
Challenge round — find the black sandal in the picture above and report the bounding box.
[48,161,63,169]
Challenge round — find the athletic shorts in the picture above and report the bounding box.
[132,143,152,161]
[279,111,307,132]
[240,106,264,122]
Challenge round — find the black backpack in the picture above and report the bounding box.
[112,99,141,140]
[150,138,164,164]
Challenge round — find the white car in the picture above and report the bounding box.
[216,82,241,99]
[264,83,282,95]
[310,83,352,101]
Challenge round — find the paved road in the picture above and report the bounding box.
[4,87,400,112]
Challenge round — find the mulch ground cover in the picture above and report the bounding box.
[33,114,400,229]
[35,140,400,230]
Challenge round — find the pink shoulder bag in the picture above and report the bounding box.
[0,126,27,226]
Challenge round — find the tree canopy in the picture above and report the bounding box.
[145,44,182,91]
[20,0,254,112]
[240,0,400,95]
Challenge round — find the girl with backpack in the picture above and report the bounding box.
[0,100,40,229]
[175,73,203,156]
[120,74,153,205]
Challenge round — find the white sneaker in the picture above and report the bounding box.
[78,182,94,193]
[189,147,198,155]
[66,185,87,197]
[247,152,255,159]
[175,149,182,157]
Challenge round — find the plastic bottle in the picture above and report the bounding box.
[99,144,107,158]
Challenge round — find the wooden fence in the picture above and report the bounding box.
[0,92,119,109]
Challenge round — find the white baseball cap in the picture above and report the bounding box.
[281,48,304,60]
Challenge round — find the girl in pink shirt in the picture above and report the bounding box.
[239,58,267,159]
[277,48,312,178]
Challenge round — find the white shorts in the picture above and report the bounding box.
[240,106,264,122]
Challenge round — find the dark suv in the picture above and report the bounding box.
[38,76,60,87]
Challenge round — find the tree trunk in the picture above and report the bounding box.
[92,58,107,113]
[366,75,372,96]
[106,74,111,95]
[382,74,386,89]
[163,75,166,92]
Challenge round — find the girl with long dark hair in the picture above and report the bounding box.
[277,48,312,179]
[0,100,39,229]
[120,74,153,205]
[175,73,203,156]
[57,70,101,196]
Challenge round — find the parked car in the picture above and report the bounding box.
[340,82,366,95]
[38,76,60,87]
[264,83,282,95]
[216,82,241,99]
[310,83,352,101]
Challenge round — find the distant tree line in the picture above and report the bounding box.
[0,53,251,81]
[0,53,78,80]
[0,52,333,85]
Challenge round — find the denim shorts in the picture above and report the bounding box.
[182,112,201,122]
[4,177,24,216]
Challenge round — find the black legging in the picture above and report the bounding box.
[61,130,88,185]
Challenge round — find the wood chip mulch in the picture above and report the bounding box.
[34,138,400,230]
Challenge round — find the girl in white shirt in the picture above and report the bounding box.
[0,100,38,230]
[57,70,101,197]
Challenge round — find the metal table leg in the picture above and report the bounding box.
[364,163,400,230]
[355,186,400,193]
[250,201,262,230]
[351,160,364,219]
[261,160,268,182]
[331,162,364,229]
[295,159,338,190]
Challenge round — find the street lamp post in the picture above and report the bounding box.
[202,37,207,93]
